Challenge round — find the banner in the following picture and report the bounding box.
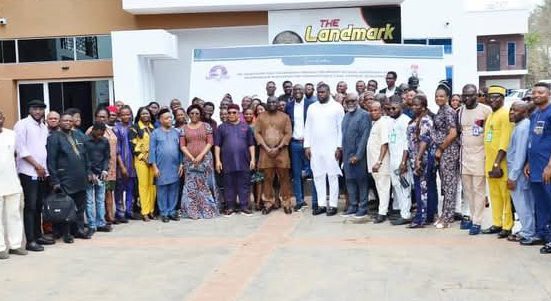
[269,6,401,44]
[189,43,445,118]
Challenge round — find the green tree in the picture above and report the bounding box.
[527,0,551,85]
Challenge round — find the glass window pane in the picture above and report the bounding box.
[1,40,16,63]
[508,42,516,65]
[429,38,452,54]
[404,39,427,45]
[76,36,112,60]
[477,43,484,52]
[18,84,45,119]
[18,38,74,62]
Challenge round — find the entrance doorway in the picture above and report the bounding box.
[18,79,113,130]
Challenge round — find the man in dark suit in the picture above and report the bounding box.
[379,71,401,97]
[285,84,318,212]
[47,111,92,243]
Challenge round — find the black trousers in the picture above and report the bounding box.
[68,190,87,236]
[19,174,48,243]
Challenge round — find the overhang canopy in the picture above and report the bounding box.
[123,0,404,14]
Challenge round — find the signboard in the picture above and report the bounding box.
[269,6,401,44]
[189,43,444,118]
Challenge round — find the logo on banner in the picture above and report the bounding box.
[206,65,229,80]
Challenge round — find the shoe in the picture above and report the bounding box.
[25,241,44,252]
[117,217,129,224]
[170,214,181,221]
[497,230,512,239]
[313,207,327,216]
[469,224,482,235]
[459,219,473,230]
[341,209,357,217]
[294,203,306,212]
[354,211,369,219]
[374,214,387,224]
[0,251,9,259]
[36,236,55,245]
[224,209,236,217]
[283,207,292,215]
[241,209,253,216]
[8,248,28,256]
[110,220,119,225]
[453,213,464,221]
[75,231,92,240]
[507,233,523,242]
[520,237,545,246]
[97,225,113,232]
[435,222,450,229]
[391,217,411,225]
[326,207,337,216]
[482,225,502,234]
[142,215,150,222]
[87,229,96,237]
[63,234,74,244]
[261,207,272,215]
[540,243,551,254]
[161,216,170,223]
[407,222,424,229]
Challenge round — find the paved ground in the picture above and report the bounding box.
[2,203,551,301]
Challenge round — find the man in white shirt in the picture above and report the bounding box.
[304,84,345,216]
[379,71,399,97]
[387,97,413,225]
[0,111,28,259]
[367,102,392,223]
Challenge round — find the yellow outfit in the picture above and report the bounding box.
[484,107,514,230]
[130,121,156,216]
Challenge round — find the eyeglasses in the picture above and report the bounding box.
[228,111,239,115]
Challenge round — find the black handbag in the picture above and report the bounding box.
[43,191,77,223]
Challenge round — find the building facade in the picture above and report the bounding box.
[0,0,529,127]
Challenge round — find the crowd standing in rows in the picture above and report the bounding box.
[1,72,551,260]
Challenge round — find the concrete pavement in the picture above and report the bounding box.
[1,207,551,301]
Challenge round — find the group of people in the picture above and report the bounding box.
[1,71,550,260]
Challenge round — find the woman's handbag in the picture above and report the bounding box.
[42,191,77,223]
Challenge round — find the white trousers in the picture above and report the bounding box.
[0,193,24,251]
[314,174,339,208]
[390,172,411,219]
[373,173,391,215]
[455,180,469,216]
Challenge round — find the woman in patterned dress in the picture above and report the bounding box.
[407,94,438,228]
[180,105,218,219]
[432,83,460,228]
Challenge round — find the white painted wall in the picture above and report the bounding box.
[151,26,268,107]
[401,0,529,93]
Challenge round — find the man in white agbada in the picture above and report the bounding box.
[304,84,345,216]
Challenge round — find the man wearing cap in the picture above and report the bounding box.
[14,99,55,251]
[482,85,514,238]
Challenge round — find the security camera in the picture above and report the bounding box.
[0,18,7,25]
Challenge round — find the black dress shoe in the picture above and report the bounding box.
[540,243,551,254]
[326,207,337,216]
[407,223,424,229]
[161,216,170,223]
[63,235,74,244]
[313,207,327,216]
[26,242,44,252]
[482,225,502,234]
[169,215,180,221]
[97,225,113,232]
[36,236,55,245]
[497,230,512,239]
[75,231,91,239]
[262,207,272,215]
[374,214,387,224]
[391,217,411,225]
[117,218,129,224]
[520,237,544,246]
[284,207,292,215]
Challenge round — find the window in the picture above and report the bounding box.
[507,42,516,66]
[445,66,453,88]
[76,35,112,60]
[404,39,427,45]
[477,43,484,52]
[18,38,74,62]
[0,40,16,63]
[429,38,452,54]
